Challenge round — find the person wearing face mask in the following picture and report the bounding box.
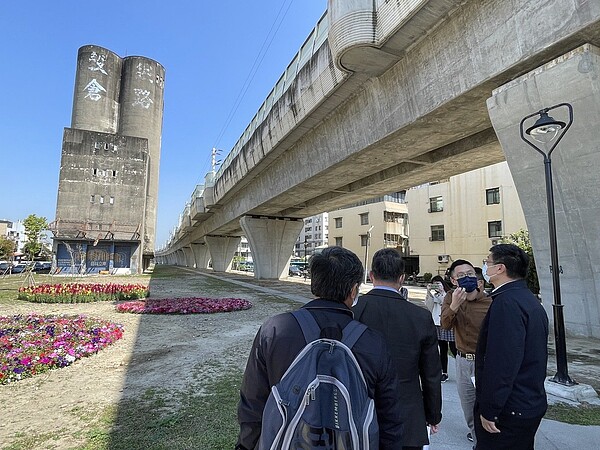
[425,275,457,383]
[441,260,492,448]
[354,248,442,450]
[474,244,548,450]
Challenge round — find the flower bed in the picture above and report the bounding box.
[18,283,149,303]
[116,297,252,314]
[0,314,124,384]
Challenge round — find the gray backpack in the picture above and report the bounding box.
[258,309,379,449]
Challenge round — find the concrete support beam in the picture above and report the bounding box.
[487,44,600,338]
[205,235,240,272]
[182,246,194,267]
[176,249,185,266]
[240,216,304,280]
[191,243,210,269]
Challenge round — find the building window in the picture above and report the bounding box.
[486,187,500,205]
[93,168,98,176]
[360,213,369,225]
[335,237,343,247]
[384,211,406,223]
[90,195,95,203]
[488,221,503,238]
[335,217,343,228]
[100,196,104,204]
[383,234,403,246]
[430,225,445,241]
[429,196,443,213]
[360,234,368,246]
[109,196,114,205]
[112,170,117,177]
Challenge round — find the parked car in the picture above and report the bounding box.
[0,262,13,273]
[288,265,303,277]
[10,263,28,274]
[32,261,52,274]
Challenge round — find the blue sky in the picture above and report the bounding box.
[0,1,327,248]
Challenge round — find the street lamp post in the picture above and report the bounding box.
[364,226,374,285]
[520,102,576,386]
[303,236,308,281]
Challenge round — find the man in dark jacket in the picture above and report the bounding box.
[353,248,442,450]
[236,246,404,450]
[475,244,549,449]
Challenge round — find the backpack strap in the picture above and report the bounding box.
[341,320,368,349]
[291,309,321,344]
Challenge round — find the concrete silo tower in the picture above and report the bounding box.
[52,45,165,274]
[71,45,122,133]
[118,56,166,259]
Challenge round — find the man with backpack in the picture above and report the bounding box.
[353,248,442,450]
[236,246,404,449]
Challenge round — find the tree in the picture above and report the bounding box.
[503,229,540,295]
[0,236,16,260]
[23,214,48,260]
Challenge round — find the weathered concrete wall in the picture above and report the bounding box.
[487,44,600,338]
[56,128,149,240]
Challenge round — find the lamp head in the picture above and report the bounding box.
[525,111,566,144]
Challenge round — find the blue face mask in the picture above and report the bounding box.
[457,275,478,293]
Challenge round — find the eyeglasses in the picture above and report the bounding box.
[484,260,500,267]
[455,271,476,279]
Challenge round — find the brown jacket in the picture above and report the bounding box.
[440,289,492,354]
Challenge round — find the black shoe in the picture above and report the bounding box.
[467,432,474,442]
[441,373,448,383]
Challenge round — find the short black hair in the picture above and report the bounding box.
[309,246,364,303]
[489,244,528,279]
[431,275,451,292]
[448,259,474,278]
[371,248,404,282]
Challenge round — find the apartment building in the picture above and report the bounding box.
[327,192,413,272]
[295,213,329,258]
[406,162,527,276]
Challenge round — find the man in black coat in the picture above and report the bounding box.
[236,246,404,450]
[475,244,549,449]
[353,248,442,450]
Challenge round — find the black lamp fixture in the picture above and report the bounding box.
[520,102,576,386]
[364,225,374,284]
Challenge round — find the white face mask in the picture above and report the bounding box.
[482,263,490,283]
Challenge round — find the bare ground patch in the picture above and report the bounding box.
[0,266,305,449]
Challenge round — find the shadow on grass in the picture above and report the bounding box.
[93,367,242,449]
[98,265,273,450]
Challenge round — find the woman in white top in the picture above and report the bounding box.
[425,275,457,382]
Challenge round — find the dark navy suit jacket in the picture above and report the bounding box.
[475,279,549,421]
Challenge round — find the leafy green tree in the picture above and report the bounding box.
[23,214,48,260]
[503,229,540,295]
[0,236,15,260]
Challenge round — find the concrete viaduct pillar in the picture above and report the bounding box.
[191,243,210,269]
[487,44,600,338]
[240,216,304,280]
[205,236,240,272]
[182,246,194,267]
[176,249,186,266]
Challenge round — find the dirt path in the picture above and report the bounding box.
[0,267,310,449]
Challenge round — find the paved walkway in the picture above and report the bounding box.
[187,268,600,449]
